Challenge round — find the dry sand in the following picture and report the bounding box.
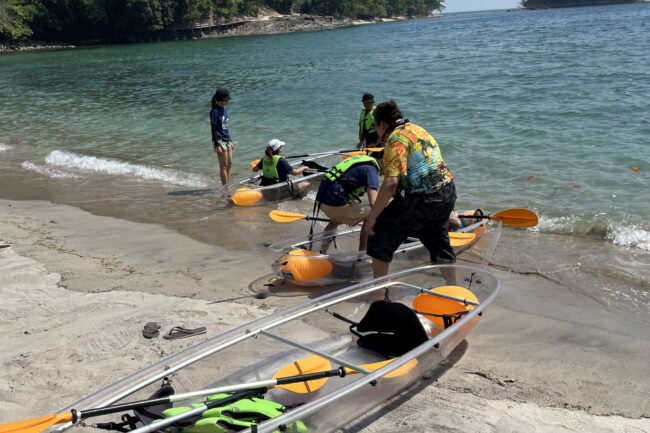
[0,199,648,432]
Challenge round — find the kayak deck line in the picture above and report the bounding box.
[260,330,372,375]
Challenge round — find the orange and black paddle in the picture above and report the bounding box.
[457,208,538,228]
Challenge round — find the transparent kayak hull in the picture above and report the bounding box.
[268,218,487,287]
[50,264,499,433]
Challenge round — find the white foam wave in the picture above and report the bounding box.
[0,144,11,152]
[21,161,79,179]
[44,150,208,187]
[606,222,650,251]
[534,215,650,251]
[531,215,579,233]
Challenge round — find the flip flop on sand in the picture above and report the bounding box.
[142,322,161,339]
[163,326,207,340]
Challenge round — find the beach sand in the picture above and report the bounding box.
[0,199,648,432]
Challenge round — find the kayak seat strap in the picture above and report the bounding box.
[414,309,470,329]
[92,414,139,432]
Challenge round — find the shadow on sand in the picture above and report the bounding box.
[336,340,470,432]
[247,272,353,299]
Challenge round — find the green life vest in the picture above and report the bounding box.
[262,155,284,183]
[359,106,376,135]
[324,155,379,201]
[161,393,307,433]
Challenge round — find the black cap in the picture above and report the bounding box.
[361,93,374,102]
[215,88,231,102]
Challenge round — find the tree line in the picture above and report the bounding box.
[0,0,443,43]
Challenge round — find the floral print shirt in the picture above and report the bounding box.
[382,123,453,194]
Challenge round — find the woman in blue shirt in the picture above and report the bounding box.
[210,88,234,185]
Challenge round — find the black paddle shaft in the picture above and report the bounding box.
[76,368,345,421]
[275,366,346,385]
[305,215,331,223]
[457,215,490,220]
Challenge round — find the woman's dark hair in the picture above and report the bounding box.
[373,100,403,125]
[265,145,281,161]
[211,88,230,107]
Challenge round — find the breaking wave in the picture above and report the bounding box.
[44,150,208,188]
[606,222,650,251]
[533,214,650,251]
[21,161,79,179]
[0,144,11,152]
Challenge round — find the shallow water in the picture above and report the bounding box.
[1,5,648,323]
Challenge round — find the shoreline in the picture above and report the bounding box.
[0,198,648,431]
[0,12,422,53]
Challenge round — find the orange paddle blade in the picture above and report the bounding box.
[250,159,260,167]
[490,208,538,228]
[345,358,418,378]
[273,355,332,393]
[449,232,476,247]
[413,286,479,327]
[343,148,383,159]
[231,187,263,206]
[0,412,74,433]
[269,210,308,223]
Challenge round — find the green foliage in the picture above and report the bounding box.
[0,0,443,43]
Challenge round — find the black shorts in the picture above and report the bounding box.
[367,182,457,263]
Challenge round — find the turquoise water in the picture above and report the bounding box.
[1,5,648,321]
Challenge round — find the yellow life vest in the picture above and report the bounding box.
[359,107,376,135]
[262,155,284,183]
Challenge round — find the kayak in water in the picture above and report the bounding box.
[267,207,538,287]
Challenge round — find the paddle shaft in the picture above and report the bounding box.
[306,215,330,223]
[253,147,381,164]
[286,148,381,159]
[77,367,346,421]
[456,214,535,221]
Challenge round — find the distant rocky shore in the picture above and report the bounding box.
[0,12,413,53]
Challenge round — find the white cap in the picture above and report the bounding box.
[269,139,285,151]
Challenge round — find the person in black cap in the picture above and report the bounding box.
[210,88,234,185]
[357,93,378,150]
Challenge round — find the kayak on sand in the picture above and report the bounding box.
[267,207,538,287]
[268,218,487,287]
[1,264,499,433]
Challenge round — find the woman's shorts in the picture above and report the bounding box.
[213,139,233,151]
[367,182,457,263]
[319,202,369,226]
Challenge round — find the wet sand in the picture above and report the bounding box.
[0,199,648,432]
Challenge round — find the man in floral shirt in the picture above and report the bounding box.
[365,100,457,278]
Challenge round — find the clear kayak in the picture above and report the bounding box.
[268,218,488,287]
[215,154,340,206]
[20,264,499,433]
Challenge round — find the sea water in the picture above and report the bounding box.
[1,4,648,324]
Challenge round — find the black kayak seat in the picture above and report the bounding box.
[353,300,429,358]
